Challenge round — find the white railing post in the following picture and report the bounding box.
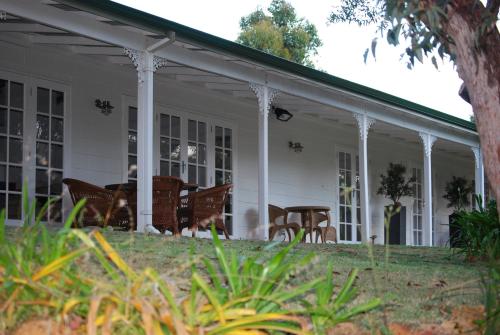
[419,132,436,246]
[250,83,278,240]
[354,113,375,243]
[471,146,485,207]
[125,48,167,232]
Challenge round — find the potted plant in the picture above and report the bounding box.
[443,176,473,247]
[377,163,415,245]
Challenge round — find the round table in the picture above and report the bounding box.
[285,206,331,243]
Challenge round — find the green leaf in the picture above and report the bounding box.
[371,38,378,59]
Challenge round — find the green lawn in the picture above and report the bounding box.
[94,230,485,328]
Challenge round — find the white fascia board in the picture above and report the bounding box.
[0,0,148,50]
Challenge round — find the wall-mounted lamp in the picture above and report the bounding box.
[289,141,303,153]
[272,106,293,122]
[95,99,114,116]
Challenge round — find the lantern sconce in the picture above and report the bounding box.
[95,99,114,116]
[289,141,303,153]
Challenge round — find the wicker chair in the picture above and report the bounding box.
[268,205,301,242]
[63,178,132,229]
[152,176,184,235]
[178,184,232,239]
[307,212,337,244]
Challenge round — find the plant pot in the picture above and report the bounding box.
[449,212,460,248]
[384,206,406,245]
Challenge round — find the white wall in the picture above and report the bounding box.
[0,35,475,245]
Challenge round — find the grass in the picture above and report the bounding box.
[3,226,487,330]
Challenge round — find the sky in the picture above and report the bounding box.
[113,0,473,121]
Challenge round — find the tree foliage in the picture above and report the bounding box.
[237,0,322,67]
[377,163,415,206]
[443,176,473,211]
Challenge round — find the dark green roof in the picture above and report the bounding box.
[61,0,476,132]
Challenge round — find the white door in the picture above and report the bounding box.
[411,167,423,246]
[337,150,361,243]
[0,74,68,224]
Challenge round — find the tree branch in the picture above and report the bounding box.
[486,0,500,17]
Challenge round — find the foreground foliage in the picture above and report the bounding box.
[0,193,380,334]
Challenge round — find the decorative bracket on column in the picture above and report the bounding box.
[249,83,279,116]
[353,113,375,141]
[124,48,168,83]
[471,146,481,169]
[418,132,437,157]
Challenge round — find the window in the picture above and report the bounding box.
[158,113,181,178]
[412,168,423,246]
[214,126,233,235]
[338,151,359,242]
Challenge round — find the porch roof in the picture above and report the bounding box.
[55,0,475,132]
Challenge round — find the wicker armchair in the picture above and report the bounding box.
[178,184,232,239]
[152,176,184,235]
[63,178,132,229]
[268,205,301,242]
[308,212,337,244]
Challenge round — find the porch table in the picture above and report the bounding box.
[284,206,331,243]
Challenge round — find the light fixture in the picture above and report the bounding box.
[272,106,293,122]
[95,99,114,115]
[289,141,303,153]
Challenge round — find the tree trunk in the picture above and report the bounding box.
[444,4,500,214]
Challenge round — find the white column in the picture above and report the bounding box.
[250,83,278,240]
[354,113,375,243]
[419,132,436,246]
[471,147,485,207]
[125,49,167,232]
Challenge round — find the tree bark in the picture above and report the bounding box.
[443,3,500,213]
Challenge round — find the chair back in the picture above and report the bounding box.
[152,176,184,233]
[191,184,232,227]
[62,178,129,228]
[268,204,287,225]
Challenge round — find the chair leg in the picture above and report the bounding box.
[286,228,293,242]
[191,226,197,237]
[223,227,231,240]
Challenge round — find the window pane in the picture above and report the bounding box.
[224,128,232,149]
[128,132,137,155]
[198,122,206,143]
[340,224,345,240]
[36,169,48,194]
[50,199,62,223]
[0,165,5,189]
[188,120,196,142]
[340,207,345,222]
[339,152,345,169]
[36,142,49,167]
[346,225,352,240]
[9,139,22,164]
[8,166,22,192]
[170,139,180,161]
[215,170,223,186]
[50,171,62,195]
[171,162,180,177]
[0,193,5,212]
[128,156,137,179]
[225,215,232,235]
[225,193,232,213]
[159,137,169,159]
[346,153,351,170]
[215,148,223,169]
[51,90,64,116]
[10,82,23,109]
[188,164,196,184]
[160,114,169,136]
[0,108,6,133]
[0,136,6,162]
[188,142,197,163]
[51,144,63,169]
[198,166,206,187]
[0,80,7,106]
[8,194,21,220]
[224,172,232,184]
[198,144,206,165]
[9,110,23,136]
[36,115,49,140]
[346,207,352,223]
[160,161,169,176]
[128,107,137,130]
[224,150,232,170]
[37,87,50,114]
[215,126,223,147]
[171,116,180,138]
[36,196,48,221]
[51,117,64,142]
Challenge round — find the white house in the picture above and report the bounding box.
[0,0,487,246]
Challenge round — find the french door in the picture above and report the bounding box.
[411,167,423,246]
[337,150,361,243]
[125,102,235,235]
[0,73,68,224]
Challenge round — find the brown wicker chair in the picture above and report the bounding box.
[63,178,132,229]
[268,205,301,242]
[178,184,232,239]
[152,176,184,235]
[307,212,337,244]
